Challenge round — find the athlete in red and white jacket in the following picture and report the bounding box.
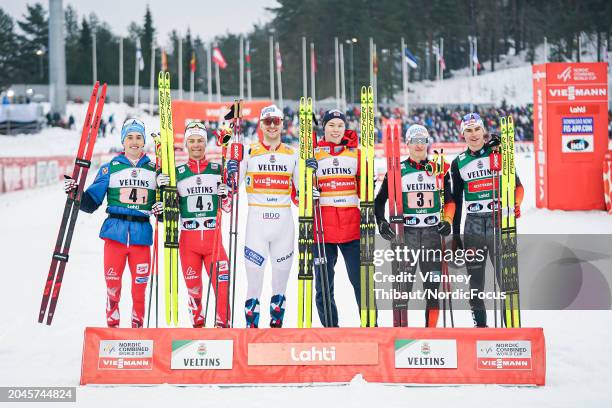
[305,109,362,327]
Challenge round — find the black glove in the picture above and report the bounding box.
[452,234,464,251]
[437,220,451,236]
[486,133,501,149]
[378,220,396,241]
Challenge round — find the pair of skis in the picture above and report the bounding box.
[158,71,180,326]
[384,122,408,327]
[297,97,315,328]
[499,116,521,328]
[359,86,377,327]
[38,81,108,325]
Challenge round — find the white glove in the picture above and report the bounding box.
[152,201,164,216]
[217,183,229,197]
[312,187,321,201]
[156,173,170,187]
[64,177,77,193]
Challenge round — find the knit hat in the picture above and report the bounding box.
[121,118,146,144]
[322,109,347,128]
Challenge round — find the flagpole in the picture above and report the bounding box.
[207,42,212,102]
[178,35,183,100]
[269,35,275,102]
[239,35,244,100]
[401,37,408,116]
[119,37,123,104]
[302,36,307,98]
[276,42,283,110]
[134,43,140,107]
[335,37,340,109]
[310,42,315,104]
[436,39,440,82]
[474,37,478,75]
[92,33,97,84]
[440,37,444,82]
[190,62,194,101]
[215,58,221,102]
[373,42,378,114]
[246,39,252,100]
[339,42,346,112]
[149,42,155,114]
[544,36,548,63]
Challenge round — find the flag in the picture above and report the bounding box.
[161,48,168,71]
[212,45,227,69]
[404,48,419,69]
[190,51,196,73]
[373,52,378,75]
[439,56,446,71]
[275,43,283,72]
[472,46,481,69]
[311,47,317,73]
[245,40,251,72]
[136,38,144,71]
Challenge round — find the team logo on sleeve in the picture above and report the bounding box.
[178,167,185,174]
[102,167,109,175]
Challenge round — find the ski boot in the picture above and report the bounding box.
[269,294,286,328]
[245,298,260,328]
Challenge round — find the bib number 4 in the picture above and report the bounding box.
[120,188,149,205]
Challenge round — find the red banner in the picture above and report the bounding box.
[81,327,546,386]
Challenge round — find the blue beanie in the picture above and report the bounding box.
[322,109,347,128]
[121,118,146,144]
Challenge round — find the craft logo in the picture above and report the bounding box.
[171,340,233,370]
[395,339,457,369]
[557,67,572,82]
[476,341,532,370]
[98,340,154,370]
[248,342,378,366]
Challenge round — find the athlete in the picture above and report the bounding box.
[305,109,362,327]
[157,121,231,328]
[374,124,455,327]
[64,118,162,328]
[227,105,299,328]
[451,112,524,327]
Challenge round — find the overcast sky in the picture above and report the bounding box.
[1,0,278,43]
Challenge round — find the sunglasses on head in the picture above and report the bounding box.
[186,121,206,131]
[262,117,281,126]
[408,136,429,145]
[463,113,481,122]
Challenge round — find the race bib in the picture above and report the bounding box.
[119,188,149,205]
[187,195,214,212]
[407,191,434,209]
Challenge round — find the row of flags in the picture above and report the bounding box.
[402,42,480,71]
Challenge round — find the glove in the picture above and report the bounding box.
[514,205,521,218]
[437,220,451,236]
[305,157,318,171]
[452,234,463,251]
[378,220,396,241]
[152,201,164,216]
[156,173,170,187]
[226,159,239,178]
[312,187,321,201]
[63,176,77,193]
[217,183,229,198]
[485,133,501,149]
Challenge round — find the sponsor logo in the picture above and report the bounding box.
[217,261,229,272]
[468,203,484,212]
[424,215,438,225]
[405,216,420,226]
[562,135,594,153]
[477,160,483,169]
[217,273,229,282]
[263,212,280,220]
[178,167,186,174]
[135,276,148,284]
[333,158,340,167]
[131,169,138,178]
[185,267,198,280]
[549,86,607,101]
[102,167,109,175]
[557,66,572,82]
[248,342,378,366]
[183,220,201,230]
[270,154,276,164]
[476,341,532,370]
[98,340,154,370]
[112,161,120,165]
[171,340,233,370]
[211,163,219,170]
[395,339,457,369]
[136,264,149,275]
[244,246,265,266]
[532,70,546,82]
[252,174,290,190]
[196,177,202,185]
[562,117,593,134]
[203,219,216,229]
[417,173,423,182]
[276,251,294,263]
[467,178,496,193]
[105,267,120,281]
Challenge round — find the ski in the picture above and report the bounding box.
[146,133,162,328]
[385,122,408,327]
[38,81,107,325]
[359,86,377,327]
[500,115,521,328]
[297,97,314,328]
[158,71,179,326]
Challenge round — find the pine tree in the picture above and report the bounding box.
[16,3,48,84]
[0,8,19,89]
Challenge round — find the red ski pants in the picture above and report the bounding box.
[103,239,150,328]
[179,230,230,327]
